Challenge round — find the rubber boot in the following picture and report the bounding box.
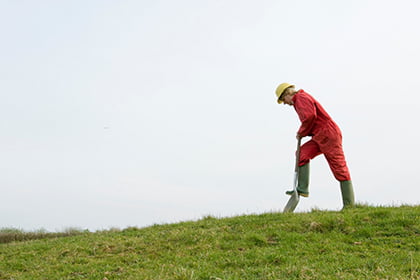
[340,180,355,209]
[286,163,310,197]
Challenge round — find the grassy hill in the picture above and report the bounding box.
[0,205,419,280]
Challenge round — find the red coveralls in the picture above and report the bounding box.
[293,89,351,181]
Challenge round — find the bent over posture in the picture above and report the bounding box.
[275,83,355,209]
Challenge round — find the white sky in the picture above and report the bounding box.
[1,0,419,231]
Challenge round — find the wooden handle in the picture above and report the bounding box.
[294,137,301,172]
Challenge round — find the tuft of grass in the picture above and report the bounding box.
[0,227,86,244]
[0,205,418,279]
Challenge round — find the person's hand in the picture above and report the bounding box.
[296,133,302,140]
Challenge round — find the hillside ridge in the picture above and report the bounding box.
[0,205,419,279]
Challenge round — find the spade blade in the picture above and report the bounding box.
[283,191,300,213]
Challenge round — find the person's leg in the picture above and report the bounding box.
[340,180,355,208]
[299,139,322,167]
[287,140,321,197]
[321,134,355,208]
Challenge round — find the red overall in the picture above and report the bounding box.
[293,90,351,181]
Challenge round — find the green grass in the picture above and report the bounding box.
[0,205,418,279]
[0,228,85,244]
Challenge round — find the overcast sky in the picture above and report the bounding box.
[1,0,419,231]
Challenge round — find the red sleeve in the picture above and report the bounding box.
[294,93,316,137]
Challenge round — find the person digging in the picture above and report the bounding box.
[275,83,355,209]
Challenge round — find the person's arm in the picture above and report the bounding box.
[294,94,316,137]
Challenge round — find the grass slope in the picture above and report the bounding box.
[0,205,419,280]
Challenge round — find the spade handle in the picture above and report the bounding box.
[294,137,302,173]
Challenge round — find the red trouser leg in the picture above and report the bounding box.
[299,135,351,182]
[299,140,322,166]
[324,152,351,181]
[322,139,351,181]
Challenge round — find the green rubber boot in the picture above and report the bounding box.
[340,180,355,209]
[286,163,310,197]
